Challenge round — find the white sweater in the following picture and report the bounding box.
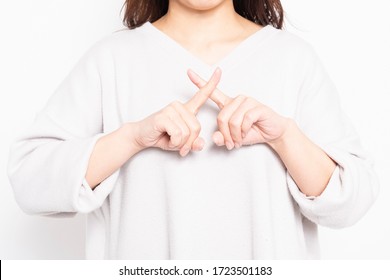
[8,22,379,259]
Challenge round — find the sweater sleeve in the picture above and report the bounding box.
[7,44,120,216]
[286,45,379,228]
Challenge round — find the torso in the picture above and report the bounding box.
[84,22,321,259]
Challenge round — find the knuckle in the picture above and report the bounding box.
[229,117,241,129]
[217,113,228,126]
[182,128,190,139]
[243,113,253,123]
[172,129,182,138]
[236,94,246,100]
[191,122,201,134]
[167,101,178,111]
[194,123,201,134]
[171,100,182,107]
[153,113,165,124]
[163,106,174,115]
[247,97,258,105]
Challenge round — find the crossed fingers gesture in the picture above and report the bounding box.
[133,68,288,156]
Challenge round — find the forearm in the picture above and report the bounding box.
[268,119,337,197]
[85,122,143,189]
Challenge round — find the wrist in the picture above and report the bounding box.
[119,122,145,154]
[267,118,297,152]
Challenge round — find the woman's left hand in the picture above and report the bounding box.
[187,69,290,150]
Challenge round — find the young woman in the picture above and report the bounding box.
[8,0,378,259]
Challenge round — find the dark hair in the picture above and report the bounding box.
[122,0,284,30]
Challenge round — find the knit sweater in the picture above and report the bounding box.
[7,22,379,259]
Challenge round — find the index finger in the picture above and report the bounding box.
[185,67,222,114]
[187,68,232,109]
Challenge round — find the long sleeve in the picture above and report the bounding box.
[7,44,119,215]
[286,45,379,228]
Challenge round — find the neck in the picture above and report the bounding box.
[154,1,246,43]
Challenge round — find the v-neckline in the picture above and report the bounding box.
[139,21,274,73]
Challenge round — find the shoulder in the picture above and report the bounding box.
[80,24,151,63]
[98,25,149,48]
[264,27,318,62]
[260,26,325,80]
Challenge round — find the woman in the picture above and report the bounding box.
[7,0,378,259]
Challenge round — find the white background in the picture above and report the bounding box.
[0,0,389,259]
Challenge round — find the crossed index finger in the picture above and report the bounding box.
[185,67,222,114]
[187,68,232,109]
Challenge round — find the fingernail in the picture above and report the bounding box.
[181,146,190,157]
[215,140,224,146]
[197,139,205,150]
[242,132,246,138]
[226,141,234,150]
[234,142,240,149]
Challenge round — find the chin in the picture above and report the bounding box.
[176,0,228,11]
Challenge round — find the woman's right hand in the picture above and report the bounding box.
[129,68,221,157]
[84,68,220,188]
